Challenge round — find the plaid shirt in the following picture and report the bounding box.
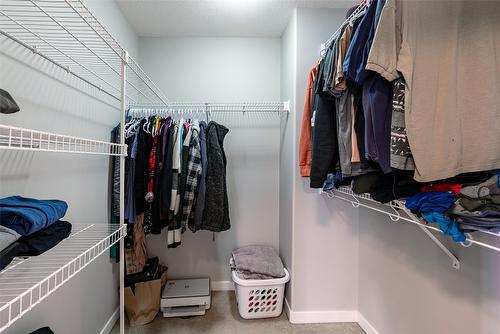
[181,123,202,226]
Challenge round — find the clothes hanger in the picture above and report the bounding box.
[124,109,142,138]
[143,112,152,134]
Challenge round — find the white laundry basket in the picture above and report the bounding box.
[230,259,290,319]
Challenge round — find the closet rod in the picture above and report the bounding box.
[320,0,368,56]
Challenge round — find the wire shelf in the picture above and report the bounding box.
[321,1,367,56]
[128,101,290,117]
[0,0,168,105]
[324,186,500,253]
[0,124,127,156]
[0,223,126,332]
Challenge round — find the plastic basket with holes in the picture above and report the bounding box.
[230,258,290,319]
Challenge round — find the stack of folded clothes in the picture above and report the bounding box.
[0,196,71,271]
[230,245,285,280]
[448,174,500,234]
[405,171,500,243]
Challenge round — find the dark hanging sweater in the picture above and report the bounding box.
[134,120,152,215]
[150,121,166,234]
[201,121,230,232]
[159,120,174,228]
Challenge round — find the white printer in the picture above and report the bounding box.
[161,278,211,317]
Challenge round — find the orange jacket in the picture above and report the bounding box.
[299,64,318,177]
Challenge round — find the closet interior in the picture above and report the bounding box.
[0,0,499,334]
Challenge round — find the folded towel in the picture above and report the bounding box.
[16,221,72,256]
[0,221,72,271]
[231,245,285,279]
[0,226,21,252]
[0,242,21,271]
[0,196,68,236]
[234,270,281,280]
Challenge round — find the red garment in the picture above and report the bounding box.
[299,63,319,177]
[146,133,159,202]
[421,183,462,195]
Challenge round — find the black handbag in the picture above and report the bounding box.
[0,88,20,114]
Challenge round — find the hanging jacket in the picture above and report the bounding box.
[111,125,120,218]
[159,120,174,225]
[177,123,193,229]
[310,60,339,188]
[134,121,151,215]
[201,121,230,232]
[299,64,318,177]
[167,124,182,247]
[181,121,202,229]
[191,121,208,232]
[150,120,166,234]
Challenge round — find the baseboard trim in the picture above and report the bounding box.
[284,298,292,320]
[99,307,119,334]
[286,307,358,324]
[211,280,234,291]
[283,301,378,330]
[357,312,380,334]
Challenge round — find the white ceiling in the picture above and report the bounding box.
[116,0,355,37]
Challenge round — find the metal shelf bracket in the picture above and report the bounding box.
[405,210,461,270]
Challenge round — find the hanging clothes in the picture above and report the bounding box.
[309,59,339,188]
[191,121,208,232]
[159,119,174,225]
[124,132,138,223]
[389,78,414,170]
[201,121,230,232]
[367,0,500,182]
[118,113,231,249]
[181,121,202,228]
[299,63,319,177]
[134,120,151,216]
[167,123,181,247]
[177,120,193,230]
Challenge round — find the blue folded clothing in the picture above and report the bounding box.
[0,196,68,236]
[406,192,466,242]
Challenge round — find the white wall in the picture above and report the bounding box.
[138,37,281,282]
[358,209,500,334]
[281,8,359,316]
[279,9,297,306]
[0,1,138,333]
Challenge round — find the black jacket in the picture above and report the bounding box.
[159,122,174,226]
[201,122,230,232]
[310,60,339,188]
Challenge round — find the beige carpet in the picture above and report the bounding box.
[111,291,365,334]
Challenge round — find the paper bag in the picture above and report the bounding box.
[124,271,167,326]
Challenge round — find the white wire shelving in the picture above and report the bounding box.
[0,223,126,332]
[0,124,127,156]
[320,1,367,56]
[323,186,500,269]
[0,0,168,106]
[128,101,290,118]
